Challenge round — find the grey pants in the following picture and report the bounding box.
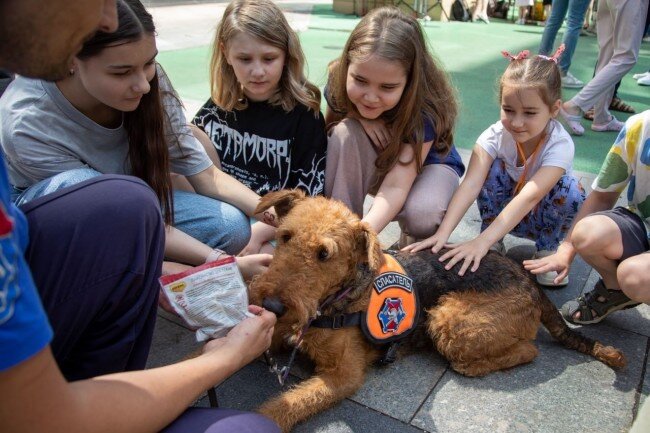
[325,119,459,239]
[570,0,649,124]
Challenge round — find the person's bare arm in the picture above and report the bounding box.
[0,306,276,433]
[523,190,620,283]
[188,165,277,226]
[362,141,434,233]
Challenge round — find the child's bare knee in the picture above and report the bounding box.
[617,255,650,302]
[570,218,601,251]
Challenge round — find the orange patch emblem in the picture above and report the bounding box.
[362,254,419,344]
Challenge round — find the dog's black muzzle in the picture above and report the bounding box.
[262,296,286,318]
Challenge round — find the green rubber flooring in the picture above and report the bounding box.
[158,5,650,173]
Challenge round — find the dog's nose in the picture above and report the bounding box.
[262,296,286,317]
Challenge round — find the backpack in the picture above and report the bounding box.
[451,0,471,21]
[489,0,510,19]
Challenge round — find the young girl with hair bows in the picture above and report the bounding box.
[325,6,465,249]
[405,45,585,287]
[192,0,327,254]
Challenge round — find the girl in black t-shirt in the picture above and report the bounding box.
[192,0,327,254]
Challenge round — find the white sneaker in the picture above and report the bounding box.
[561,72,584,89]
[533,250,568,287]
[515,18,525,25]
[633,71,650,80]
[638,74,650,86]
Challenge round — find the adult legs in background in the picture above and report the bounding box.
[564,0,648,129]
[471,0,490,22]
[557,0,592,74]
[21,175,165,381]
[539,0,569,55]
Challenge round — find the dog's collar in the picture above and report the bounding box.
[311,253,419,343]
[266,277,362,386]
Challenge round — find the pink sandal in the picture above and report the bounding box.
[591,115,624,132]
[559,106,585,135]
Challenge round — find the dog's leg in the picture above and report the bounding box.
[427,288,541,377]
[258,331,371,433]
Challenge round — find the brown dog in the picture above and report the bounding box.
[249,190,625,432]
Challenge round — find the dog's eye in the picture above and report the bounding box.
[278,230,292,244]
[317,247,329,262]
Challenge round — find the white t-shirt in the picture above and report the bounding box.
[476,119,574,182]
[0,65,212,189]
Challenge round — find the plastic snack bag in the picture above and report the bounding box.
[159,256,249,341]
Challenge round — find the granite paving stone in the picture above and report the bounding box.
[350,351,448,423]
[292,399,429,433]
[146,315,201,369]
[412,325,646,433]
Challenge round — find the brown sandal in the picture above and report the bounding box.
[583,108,594,121]
[609,97,635,113]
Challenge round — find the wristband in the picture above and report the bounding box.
[205,248,227,264]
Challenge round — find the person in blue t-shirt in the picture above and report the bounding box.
[0,1,278,433]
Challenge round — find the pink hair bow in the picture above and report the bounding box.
[501,49,530,61]
[537,43,565,63]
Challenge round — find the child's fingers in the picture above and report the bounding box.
[470,256,482,273]
[457,257,472,276]
[443,251,463,270]
[402,242,421,252]
[555,268,569,284]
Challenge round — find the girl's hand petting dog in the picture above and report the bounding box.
[402,232,450,254]
[438,237,492,276]
[523,242,575,285]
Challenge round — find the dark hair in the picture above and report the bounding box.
[77,0,173,224]
[329,7,458,179]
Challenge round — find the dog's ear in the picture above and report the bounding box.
[355,221,385,272]
[254,189,307,220]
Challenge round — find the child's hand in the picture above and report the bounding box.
[235,253,273,282]
[438,238,492,276]
[239,222,276,256]
[523,248,572,285]
[358,118,391,150]
[401,233,449,254]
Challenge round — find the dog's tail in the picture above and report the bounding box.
[536,287,626,369]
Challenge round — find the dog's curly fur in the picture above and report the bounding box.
[249,190,626,432]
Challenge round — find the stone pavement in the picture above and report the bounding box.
[144,2,649,431]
